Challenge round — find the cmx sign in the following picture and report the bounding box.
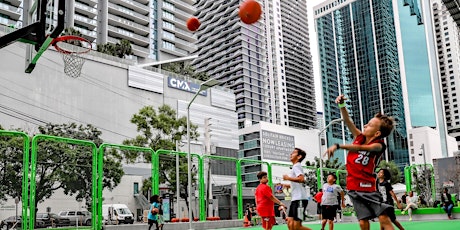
[167,77,207,96]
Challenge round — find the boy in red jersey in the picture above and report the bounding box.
[325,94,395,230]
[255,171,286,230]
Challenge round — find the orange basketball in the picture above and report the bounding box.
[186,17,200,31]
[239,0,262,24]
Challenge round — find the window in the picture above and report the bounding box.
[134,182,139,195]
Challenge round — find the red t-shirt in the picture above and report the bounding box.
[255,183,275,217]
[314,191,323,204]
[346,134,385,192]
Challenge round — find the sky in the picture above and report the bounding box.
[307,0,327,112]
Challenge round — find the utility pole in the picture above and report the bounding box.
[204,118,212,217]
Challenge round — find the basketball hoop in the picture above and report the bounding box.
[52,35,92,78]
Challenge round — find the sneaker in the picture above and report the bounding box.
[409,217,412,221]
[401,211,406,215]
[448,216,453,220]
[339,219,342,222]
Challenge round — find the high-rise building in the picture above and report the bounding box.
[0,1,21,27]
[432,0,460,149]
[314,0,454,167]
[0,0,197,62]
[193,0,316,130]
[314,0,409,166]
[442,0,460,27]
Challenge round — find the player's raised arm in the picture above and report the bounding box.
[336,94,361,138]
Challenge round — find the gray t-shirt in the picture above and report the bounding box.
[321,183,343,205]
[290,162,308,201]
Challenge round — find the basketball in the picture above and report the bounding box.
[186,17,200,31]
[151,208,159,215]
[239,0,262,24]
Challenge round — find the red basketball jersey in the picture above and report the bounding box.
[346,134,385,192]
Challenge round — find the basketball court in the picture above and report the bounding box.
[213,219,460,230]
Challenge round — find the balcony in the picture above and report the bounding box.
[169,0,195,13]
[173,36,197,52]
[77,27,97,41]
[111,0,149,15]
[173,7,193,21]
[108,14,149,35]
[108,25,149,46]
[174,27,195,41]
[0,2,21,21]
[108,2,149,24]
[77,0,98,7]
[75,2,98,18]
[160,44,188,56]
[74,15,97,30]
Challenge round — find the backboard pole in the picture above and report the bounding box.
[25,0,66,73]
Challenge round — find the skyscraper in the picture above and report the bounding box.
[314,0,408,166]
[193,0,316,130]
[315,0,454,166]
[0,0,197,61]
[432,0,460,149]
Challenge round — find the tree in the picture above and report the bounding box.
[122,105,199,217]
[0,123,124,210]
[161,62,210,81]
[97,39,133,58]
[304,157,344,194]
[0,125,24,202]
[378,160,402,184]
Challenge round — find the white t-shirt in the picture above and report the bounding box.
[290,162,308,201]
[321,183,343,205]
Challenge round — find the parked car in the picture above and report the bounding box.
[36,213,71,227]
[0,216,46,229]
[58,210,92,226]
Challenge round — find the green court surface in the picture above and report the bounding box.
[214,220,460,230]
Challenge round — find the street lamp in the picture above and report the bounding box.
[186,78,221,230]
[318,118,344,185]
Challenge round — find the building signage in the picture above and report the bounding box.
[167,77,207,96]
[261,130,295,162]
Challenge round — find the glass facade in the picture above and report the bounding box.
[397,0,436,127]
[315,0,409,168]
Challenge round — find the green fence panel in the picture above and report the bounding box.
[201,155,239,221]
[236,159,271,219]
[30,134,96,230]
[0,130,29,230]
[155,150,202,221]
[97,144,155,230]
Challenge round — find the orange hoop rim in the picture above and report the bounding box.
[52,35,92,54]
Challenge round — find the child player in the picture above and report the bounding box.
[377,169,404,230]
[255,171,286,230]
[320,173,345,230]
[325,94,395,230]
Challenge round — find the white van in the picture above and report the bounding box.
[102,204,135,224]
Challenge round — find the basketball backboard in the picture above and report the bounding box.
[0,0,65,73]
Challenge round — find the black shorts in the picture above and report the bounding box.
[321,205,337,220]
[348,190,394,220]
[288,200,303,221]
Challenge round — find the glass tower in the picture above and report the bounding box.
[314,0,409,168]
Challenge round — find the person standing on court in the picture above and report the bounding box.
[282,148,312,230]
[320,173,345,230]
[376,168,404,230]
[325,94,395,230]
[255,171,287,230]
